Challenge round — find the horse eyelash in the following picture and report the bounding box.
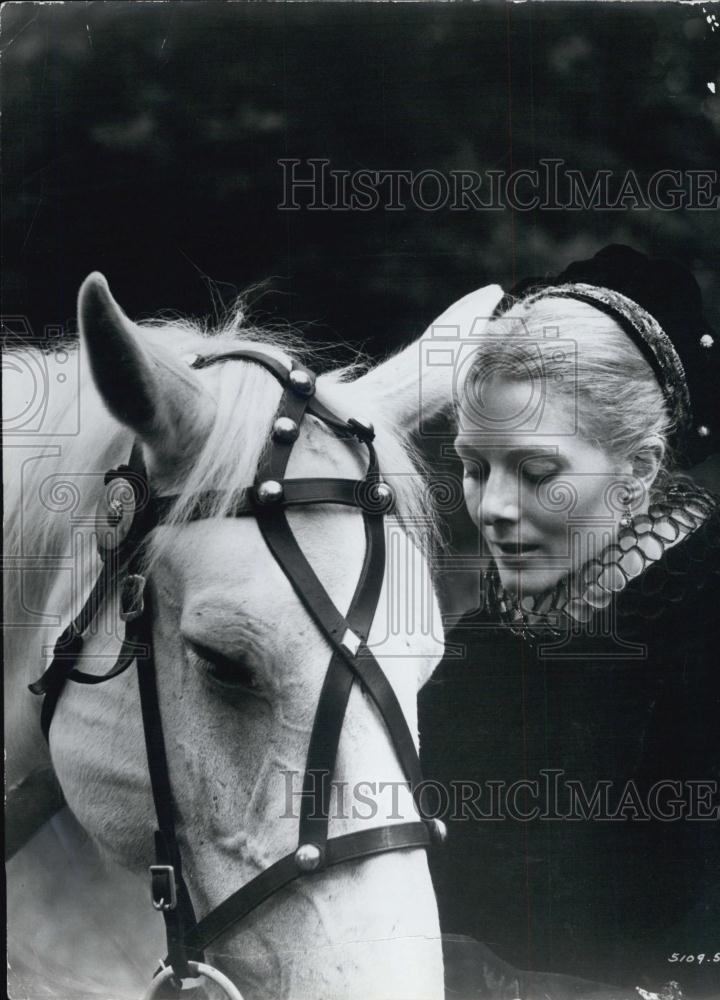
[186,639,260,690]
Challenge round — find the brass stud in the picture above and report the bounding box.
[700,334,714,349]
[95,477,136,552]
[374,482,394,508]
[107,497,124,526]
[256,480,284,504]
[273,417,299,443]
[289,369,315,396]
[294,843,322,872]
[697,425,711,438]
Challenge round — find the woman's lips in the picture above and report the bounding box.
[493,542,541,557]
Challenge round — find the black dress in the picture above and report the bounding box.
[420,489,720,998]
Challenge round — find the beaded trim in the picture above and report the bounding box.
[520,282,693,436]
[484,481,716,641]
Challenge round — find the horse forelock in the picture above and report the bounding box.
[4,316,438,633]
[132,318,440,566]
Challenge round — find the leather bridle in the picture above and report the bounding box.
[30,349,445,993]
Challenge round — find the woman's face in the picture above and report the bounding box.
[456,376,632,597]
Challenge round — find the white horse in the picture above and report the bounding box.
[4,275,503,999]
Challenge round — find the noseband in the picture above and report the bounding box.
[30,349,445,992]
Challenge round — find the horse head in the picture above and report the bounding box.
[8,273,503,999]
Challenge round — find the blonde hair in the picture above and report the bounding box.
[465,292,674,473]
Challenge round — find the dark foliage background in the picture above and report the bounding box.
[2,1,719,361]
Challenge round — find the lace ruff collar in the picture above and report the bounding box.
[484,481,717,641]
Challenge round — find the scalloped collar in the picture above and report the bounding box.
[484,481,716,640]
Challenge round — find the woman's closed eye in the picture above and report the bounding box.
[462,460,488,482]
[186,638,261,694]
[521,459,562,483]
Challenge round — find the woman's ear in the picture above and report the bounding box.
[631,436,665,489]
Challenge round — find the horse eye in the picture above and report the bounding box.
[186,640,260,693]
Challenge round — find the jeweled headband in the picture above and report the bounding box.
[494,245,717,466]
[520,281,692,433]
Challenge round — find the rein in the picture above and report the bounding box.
[30,349,446,995]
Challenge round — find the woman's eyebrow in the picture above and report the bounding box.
[453,439,486,459]
[511,448,562,460]
[453,439,561,460]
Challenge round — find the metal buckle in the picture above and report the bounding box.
[346,417,375,443]
[150,864,177,911]
[120,573,146,622]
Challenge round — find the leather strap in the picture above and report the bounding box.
[29,560,116,698]
[37,631,141,741]
[298,656,356,851]
[67,635,142,686]
[189,348,290,381]
[256,510,425,801]
[30,442,151,705]
[135,588,203,977]
[181,821,430,956]
[150,478,395,528]
[188,349,367,441]
[298,507,388,852]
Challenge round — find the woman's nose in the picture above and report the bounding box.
[478,470,519,529]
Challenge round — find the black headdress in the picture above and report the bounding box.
[496,245,717,466]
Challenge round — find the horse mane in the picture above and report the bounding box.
[4,311,439,639]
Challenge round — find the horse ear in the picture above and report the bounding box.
[355,284,504,433]
[78,272,215,462]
